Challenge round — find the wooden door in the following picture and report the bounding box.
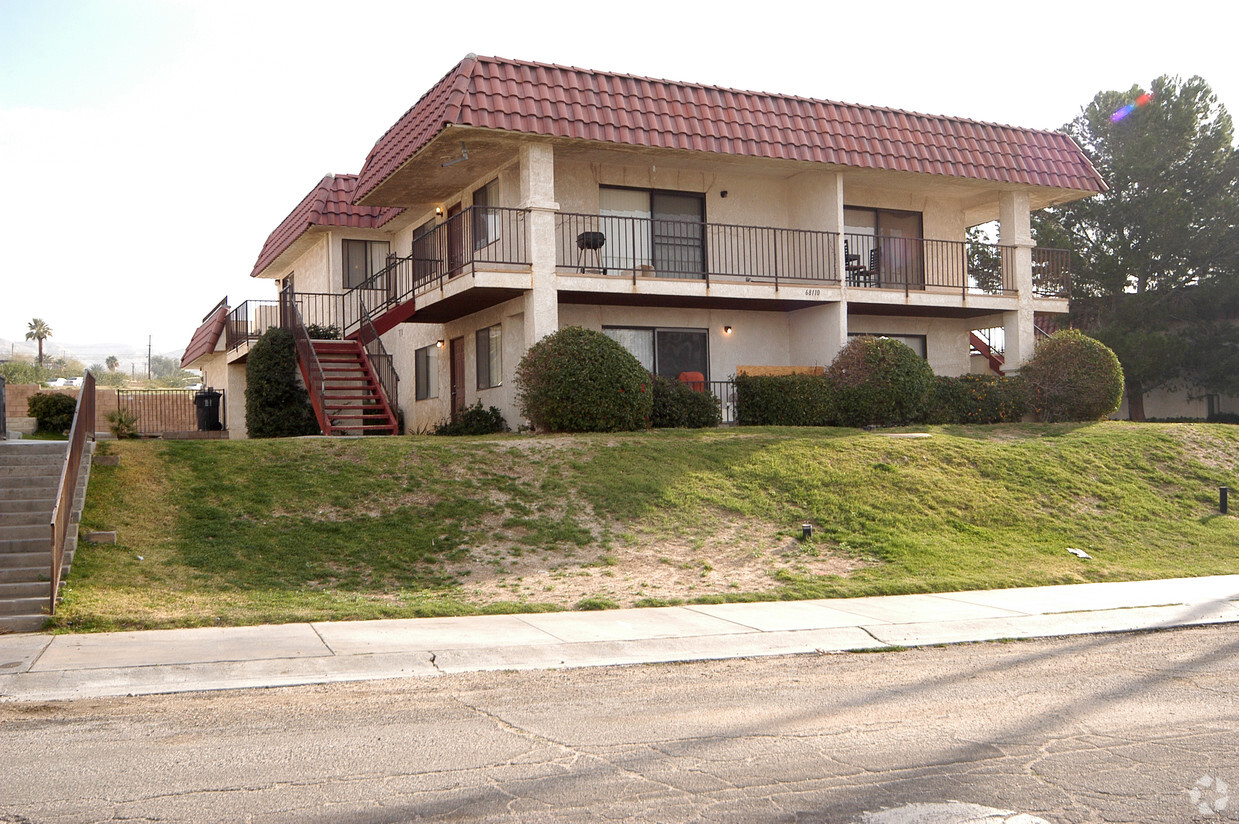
[449,337,465,416]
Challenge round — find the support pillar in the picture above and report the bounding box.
[1000,191,1034,371]
[787,171,848,365]
[520,142,560,349]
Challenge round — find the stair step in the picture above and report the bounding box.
[0,499,55,515]
[0,567,49,584]
[0,614,49,633]
[0,443,68,456]
[0,596,50,616]
[0,475,59,491]
[0,544,53,560]
[1,512,53,527]
[0,524,52,541]
[0,581,51,598]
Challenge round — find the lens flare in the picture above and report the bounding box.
[1111,92,1154,122]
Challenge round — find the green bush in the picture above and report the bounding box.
[433,401,509,435]
[244,327,320,438]
[305,324,341,340]
[27,392,77,433]
[734,373,835,426]
[927,374,1028,424]
[1021,330,1124,422]
[650,375,720,428]
[515,327,652,432]
[827,336,934,427]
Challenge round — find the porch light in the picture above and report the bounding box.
[435,206,443,216]
[436,339,444,348]
[723,325,732,335]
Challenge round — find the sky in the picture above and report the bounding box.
[1,0,1236,368]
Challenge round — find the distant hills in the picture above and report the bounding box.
[0,337,184,371]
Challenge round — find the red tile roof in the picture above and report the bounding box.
[181,299,228,368]
[354,56,1106,204]
[250,174,403,278]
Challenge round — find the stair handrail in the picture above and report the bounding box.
[280,283,329,434]
[48,370,95,616]
[356,297,399,418]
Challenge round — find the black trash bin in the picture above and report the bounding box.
[194,387,223,431]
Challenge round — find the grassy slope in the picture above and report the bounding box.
[59,422,1239,631]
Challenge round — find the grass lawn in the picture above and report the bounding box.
[56,421,1239,632]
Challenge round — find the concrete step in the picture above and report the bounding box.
[0,581,51,599]
[0,614,48,633]
[0,524,51,541]
[0,566,48,584]
[0,475,60,491]
[0,596,49,616]
[0,498,55,515]
[0,544,52,562]
[1,511,55,527]
[0,442,68,456]
[0,455,64,469]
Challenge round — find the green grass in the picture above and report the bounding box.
[57,422,1239,632]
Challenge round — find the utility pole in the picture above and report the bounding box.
[147,336,152,380]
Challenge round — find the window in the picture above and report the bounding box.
[599,187,705,278]
[848,333,927,359]
[472,179,500,251]
[604,327,709,380]
[415,344,438,400]
[843,207,923,288]
[476,324,502,389]
[342,239,391,289]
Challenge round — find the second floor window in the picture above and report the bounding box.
[472,179,500,251]
[343,239,390,289]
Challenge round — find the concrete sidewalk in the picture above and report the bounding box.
[3,575,1238,702]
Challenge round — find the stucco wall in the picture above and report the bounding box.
[1114,385,1239,420]
[848,314,976,377]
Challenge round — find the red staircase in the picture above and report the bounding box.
[969,332,1005,375]
[307,340,399,436]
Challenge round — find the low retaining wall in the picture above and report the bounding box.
[3,384,226,436]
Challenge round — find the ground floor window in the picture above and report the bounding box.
[848,332,927,359]
[415,344,438,400]
[476,324,502,389]
[603,327,709,380]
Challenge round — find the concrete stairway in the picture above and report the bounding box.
[0,440,93,633]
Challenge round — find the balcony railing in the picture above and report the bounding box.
[225,299,280,351]
[555,213,840,286]
[1033,247,1071,298]
[352,206,530,326]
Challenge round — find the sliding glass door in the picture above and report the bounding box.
[599,188,705,278]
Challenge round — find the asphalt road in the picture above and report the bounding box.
[3,625,1237,823]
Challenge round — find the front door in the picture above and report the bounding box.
[449,337,465,417]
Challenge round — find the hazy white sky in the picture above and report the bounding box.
[1,0,1235,365]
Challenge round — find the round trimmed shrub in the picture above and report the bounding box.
[650,375,721,428]
[827,336,934,427]
[515,327,652,432]
[1021,329,1123,422]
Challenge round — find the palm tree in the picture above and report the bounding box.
[105,355,119,372]
[25,318,52,366]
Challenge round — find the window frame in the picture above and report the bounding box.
[475,323,503,390]
[342,239,391,289]
[415,344,439,400]
[603,325,710,381]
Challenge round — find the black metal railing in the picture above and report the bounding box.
[353,206,530,327]
[708,379,738,425]
[0,374,6,439]
[280,283,326,434]
[356,297,398,419]
[555,213,840,285]
[842,234,1023,296]
[1033,247,1071,298]
[115,389,225,436]
[49,371,94,615]
[225,299,280,351]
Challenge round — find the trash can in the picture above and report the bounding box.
[194,387,223,431]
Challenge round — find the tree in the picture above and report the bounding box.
[1034,75,1239,419]
[24,318,52,366]
[105,355,119,372]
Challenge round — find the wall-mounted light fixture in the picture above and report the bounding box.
[435,206,443,216]
[720,190,729,198]
[436,339,445,349]
[723,325,733,335]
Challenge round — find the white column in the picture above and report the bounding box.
[520,142,560,350]
[1000,190,1034,371]
[787,171,847,364]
